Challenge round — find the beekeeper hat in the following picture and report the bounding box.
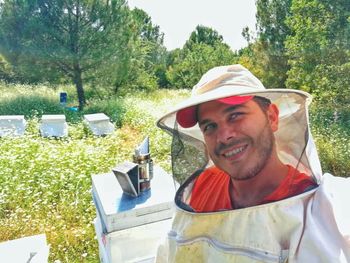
[157,64,322,185]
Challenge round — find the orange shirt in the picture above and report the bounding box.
[189,165,317,212]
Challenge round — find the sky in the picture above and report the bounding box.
[127,0,257,51]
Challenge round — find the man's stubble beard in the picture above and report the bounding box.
[213,122,275,181]
[235,123,275,181]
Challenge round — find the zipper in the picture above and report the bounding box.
[168,231,288,263]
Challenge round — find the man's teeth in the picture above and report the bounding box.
[224,146,245,157]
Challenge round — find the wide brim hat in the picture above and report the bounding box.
[157,64,322,184]
[157,65,312,133]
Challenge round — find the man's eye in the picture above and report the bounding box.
[229,112,243,121]
[203,123,216,133]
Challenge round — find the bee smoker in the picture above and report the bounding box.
[133,148,153,192]
[133,136,153,192]
[113,137,153,196]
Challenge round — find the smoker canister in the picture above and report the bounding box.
[133,153,153,191]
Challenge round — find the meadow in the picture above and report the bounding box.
[0,83,349,262]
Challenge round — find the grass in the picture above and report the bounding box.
[0,83,188,262]
[0,125,136,262]
[310,105,350,177]
[0,83,348,262]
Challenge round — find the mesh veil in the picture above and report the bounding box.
[158,92,323,192]
[171,122,208,184]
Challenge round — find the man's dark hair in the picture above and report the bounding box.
[253,96,271,112]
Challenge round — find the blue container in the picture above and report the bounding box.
[60,92,67,105]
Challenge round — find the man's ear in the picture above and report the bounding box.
[267,104,279,132]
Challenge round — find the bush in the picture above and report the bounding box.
[310,103,350,177]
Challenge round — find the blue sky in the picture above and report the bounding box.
[127,0,257,51]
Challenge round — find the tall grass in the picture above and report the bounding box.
[310,105,350,177]
[0,83,348,262]
[0,83,188,262]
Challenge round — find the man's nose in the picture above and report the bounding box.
[217,125,237,143]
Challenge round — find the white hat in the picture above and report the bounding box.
[157,64,311,130]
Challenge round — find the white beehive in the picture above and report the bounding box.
[0,115,26,136]
[84,113,115,136]
[0,234,49,262]
[94,215,172,263]
[40,114,68,137]
[92,165,177,262]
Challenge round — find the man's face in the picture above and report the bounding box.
[198,99,279,181]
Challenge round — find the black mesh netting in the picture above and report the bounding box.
[171,122,208,184]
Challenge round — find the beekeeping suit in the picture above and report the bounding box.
[156,65,350,262]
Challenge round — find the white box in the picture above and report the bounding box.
[0,234,49,263]
[92,165,177,262]
[84,113,115,136]
[0,115,26,136]
[94,215,172,263]
[40,114,68,137]
[92,166,177,233]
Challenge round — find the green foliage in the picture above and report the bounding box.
[240,0,350,111]
[0,83,65,117]
[0,0,131,109]
[166,42,237,89]
[184,25,225,50]
[0,85,189,262]
[241,0,292,89]
[0,126,124,262]
[0,94,63,117]
[131,8,164,45]
[165,26,238,89]
[310,103,350,177]
[126,8,167,91]
[256,0,292,51]
[91,6,168,93]
[0,54,14,81]
[285,0,350,107]
[238,41,269,83]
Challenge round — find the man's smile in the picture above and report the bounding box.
[223,145,248,158]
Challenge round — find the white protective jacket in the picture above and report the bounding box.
[156,173,350,262]
[156,65,350,262]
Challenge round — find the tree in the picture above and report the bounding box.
[242,0,292,89]
[184,25,225,50]
[0,54,14,82]
[166,26,237,89]
[0,0,129,109]
[237,41,268,82]
[285,0,350,106]
[118,7,167,91]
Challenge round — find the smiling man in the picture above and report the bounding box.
[186,95,316,211]
[156,65,350,262]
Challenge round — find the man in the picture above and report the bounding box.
[156,65,350,262]
[186,95,316,212]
